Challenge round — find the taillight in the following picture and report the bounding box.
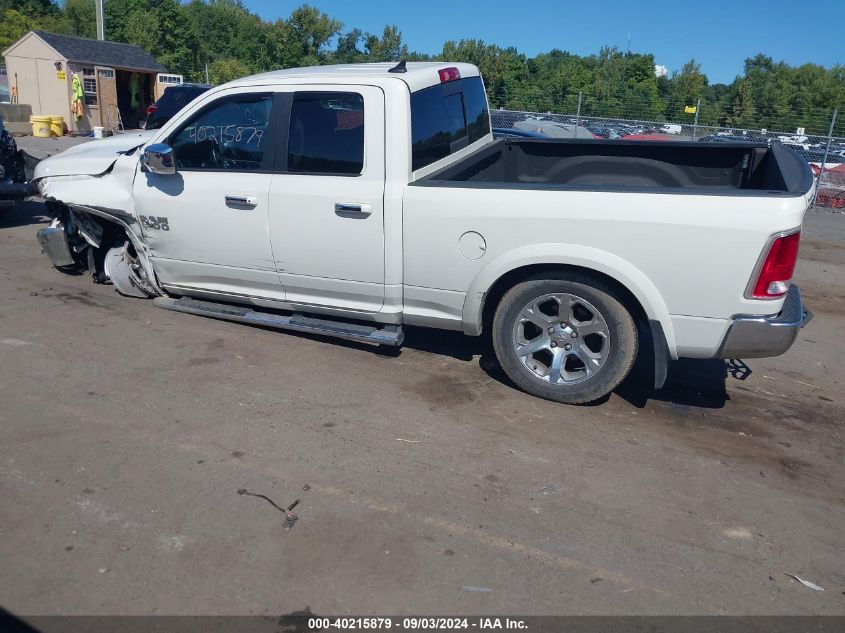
[438,67,461,83]
[748,230,801,299]
[146,104,158,116]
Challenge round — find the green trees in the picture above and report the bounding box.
[103,0,197,76]
[183,0,274,78]
[60,0,96,39]
[439,39,526,109]
[207,58,250,84]
[668,59,706,119]
[0,8,39,52]
[281,4,341,67]
[0,0,59,51]
[366,26,408,63]
[0,1,842,135]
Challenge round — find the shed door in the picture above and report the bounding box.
[95,66,117,129]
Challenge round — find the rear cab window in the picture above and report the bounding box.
[410,76,491,172]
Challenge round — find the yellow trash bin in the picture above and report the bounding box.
[49,116,65,137]
[30,115,52,138]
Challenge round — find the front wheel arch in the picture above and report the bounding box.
[46,201,164,296]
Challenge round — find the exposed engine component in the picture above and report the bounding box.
[38,203,159,298]
[103,243,156,298]
[36,219,76,267]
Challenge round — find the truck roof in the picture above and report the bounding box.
[229,62,481,93]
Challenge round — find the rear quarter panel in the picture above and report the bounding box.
[402,184,808,356]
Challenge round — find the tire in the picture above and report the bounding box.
[492,274,638,404]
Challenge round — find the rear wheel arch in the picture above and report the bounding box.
[474,262,676,395]
[491,275,639,404]
[480,264,649,338]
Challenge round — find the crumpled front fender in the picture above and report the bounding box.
[36,149,140,213]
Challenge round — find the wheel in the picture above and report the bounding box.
[492,275,638,404]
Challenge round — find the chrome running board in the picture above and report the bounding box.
[154,296,404,346]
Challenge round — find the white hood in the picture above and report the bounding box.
[34,130,156,179]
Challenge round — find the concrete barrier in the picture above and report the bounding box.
[0,103,35,135]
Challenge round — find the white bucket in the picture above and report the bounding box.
[93,126,105,139]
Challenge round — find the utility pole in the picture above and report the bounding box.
[573,91,582,139]
[810,108,838,208]
[691,97,701,140]
[96,0,105,41]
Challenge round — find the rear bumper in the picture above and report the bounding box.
[717,284,812,358]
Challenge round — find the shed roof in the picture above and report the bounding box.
[32,31,167,73]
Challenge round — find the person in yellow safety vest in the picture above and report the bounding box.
[71,73,84,119]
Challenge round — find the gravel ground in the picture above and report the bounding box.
[1,202,843,615]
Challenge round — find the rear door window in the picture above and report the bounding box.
[287,92,365,175]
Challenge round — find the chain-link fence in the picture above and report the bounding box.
[492,95,844,209]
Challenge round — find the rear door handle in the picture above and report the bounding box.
[225,194,258,207]
[335,202,372,216]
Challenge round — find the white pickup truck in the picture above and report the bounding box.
[33,62,813,404]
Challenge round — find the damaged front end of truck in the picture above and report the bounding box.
[32,133,162,299]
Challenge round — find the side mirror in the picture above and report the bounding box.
[143,143,176,175]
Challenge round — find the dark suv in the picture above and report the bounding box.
[144,83,211,130]
[1,116,31,214]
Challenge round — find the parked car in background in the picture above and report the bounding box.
[514,119,598,139]
[0,67,10,103]
[803,147,845,164]
[699,134,767,144]
[144,83,211,130]
[616,124,645,135]
[620,132,679,142]
[587,125,623,139]
[0,115,32,214]
[659,124,682,135]
[492,127,546,139]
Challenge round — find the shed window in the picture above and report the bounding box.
[157,74,182,85]
[82,67,97,106]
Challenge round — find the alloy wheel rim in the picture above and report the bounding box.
[511,292,611,385]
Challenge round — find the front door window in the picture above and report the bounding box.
[170,95,273,171]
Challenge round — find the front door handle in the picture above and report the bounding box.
[335,202,372,216]
[225,194,258,208]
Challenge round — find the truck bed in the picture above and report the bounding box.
[415,138,813,196]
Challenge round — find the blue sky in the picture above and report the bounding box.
[245,0,844,84]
